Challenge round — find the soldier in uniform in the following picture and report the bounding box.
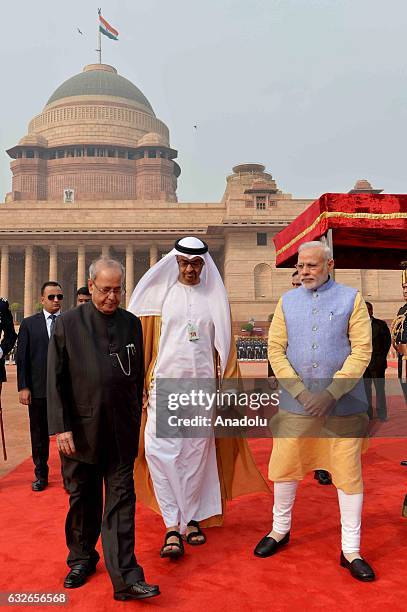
[0,296,18,398]
[392,266,407,468]
[254,339,261,360]
[262,341,268,360]
[391,265,407,404]
[237,338,244,360]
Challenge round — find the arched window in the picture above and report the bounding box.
[254,263,272,299]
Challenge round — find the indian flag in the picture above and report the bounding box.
[99,11,119,40]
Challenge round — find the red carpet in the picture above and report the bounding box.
[1,435,407,611]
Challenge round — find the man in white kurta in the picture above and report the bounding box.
[128,236,236,557]
[145,280,222,536]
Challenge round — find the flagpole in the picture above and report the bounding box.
[97,8,102,63]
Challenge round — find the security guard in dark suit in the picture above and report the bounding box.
[363,302,392,421]
[16,282,63,491]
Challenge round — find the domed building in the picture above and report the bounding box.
[6,64,180,202]
[0,64,401,324]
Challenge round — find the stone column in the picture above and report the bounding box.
[49,245,58,280]
[149,244,158,267]
[102,245,110,258]
[77,245,86,288]
[0,245,10,299]
[223,233,236,295]
[24,245,33,317]
[31,248,38,305]
[125,245,134,307]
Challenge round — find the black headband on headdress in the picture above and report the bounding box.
[175,238,209,255]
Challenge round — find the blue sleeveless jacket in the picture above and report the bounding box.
[279,277,368,416]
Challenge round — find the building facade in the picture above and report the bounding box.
[0,63,401,323]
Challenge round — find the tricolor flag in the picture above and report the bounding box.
[98,10,119,41]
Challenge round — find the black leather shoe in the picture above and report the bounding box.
[32,479,48,492]
[340,552,375,581]
[254,532,290,557]
[64,564,96,589]
[114,581,160,601]
[400,460,407,466]
[314,470,332,485]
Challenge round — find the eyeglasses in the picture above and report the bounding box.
[47,294,64,301]
[93,282,125,296]
[295,263,319,271]
[177,259,204,270]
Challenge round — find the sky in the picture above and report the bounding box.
[1,0,407,202]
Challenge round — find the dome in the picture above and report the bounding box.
[45,64,155,115]
[232,163,266,174]
[137,132,168,147]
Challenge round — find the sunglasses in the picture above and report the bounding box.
[47,294,64,301]
[177,259,204,270]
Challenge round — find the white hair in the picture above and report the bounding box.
[89,257,125,282]
[298,241,332,261]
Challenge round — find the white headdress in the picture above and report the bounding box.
[127,237,231,376]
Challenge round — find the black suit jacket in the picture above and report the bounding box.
[0,298,17,383]
[16,312,51,398]
[366,316,392,374]
[47,302,144,464]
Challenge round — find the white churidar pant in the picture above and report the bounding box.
[272,481,363,552]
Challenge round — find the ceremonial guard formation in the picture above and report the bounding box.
[236,338,268,360]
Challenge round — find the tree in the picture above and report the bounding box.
[10,302,21,323]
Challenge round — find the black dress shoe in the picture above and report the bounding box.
[32,479,48,492]
[314,470,332,485]
[64,564,96,589]
[340,552,375,581]
[254,532,290,557]
[114,581,160,601]
[400,460,407,466]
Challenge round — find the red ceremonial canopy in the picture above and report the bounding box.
[273,192,407,269]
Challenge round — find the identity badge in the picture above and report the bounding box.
[187,323,200,341]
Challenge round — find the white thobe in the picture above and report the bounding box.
[144,281,222,532]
